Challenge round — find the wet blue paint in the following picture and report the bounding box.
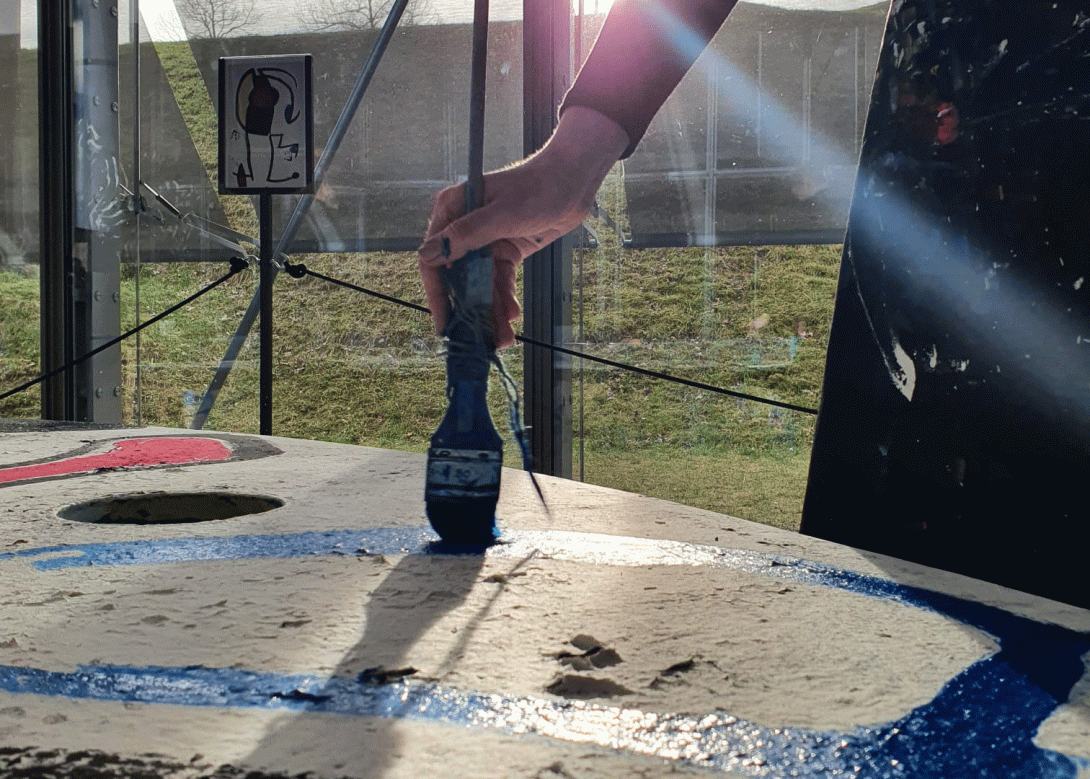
[2,528,1088,777]
[0,527,433,570]
[0,656,1085,778]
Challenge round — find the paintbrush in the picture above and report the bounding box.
[424,0,501,545]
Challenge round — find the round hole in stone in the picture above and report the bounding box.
[57,492,284,525]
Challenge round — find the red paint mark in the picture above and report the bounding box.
[0,438,233,484]
[935,102,959,145]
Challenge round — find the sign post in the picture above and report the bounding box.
[219,55,313,435]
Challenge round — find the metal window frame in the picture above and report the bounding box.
[38,0,123,424]
[38,0,75,420]
[522,0,573,478]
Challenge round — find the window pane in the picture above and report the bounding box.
[624,3,885,246]
[0,2,39,420]
[570,2,872,529]
[123,0,523,441]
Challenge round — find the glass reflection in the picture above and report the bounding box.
[0,2,39,420]
[122,0,523,439]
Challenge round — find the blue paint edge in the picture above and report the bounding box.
[0,658,1086,779]
[2,527,1089,777]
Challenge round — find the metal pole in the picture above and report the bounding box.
[38,0,74,420]
[467,0,487,213]
[704,54,718,243]
[76,0,123,423]
[38,0,123,423]
[191,0,409,430]
[132,0,143,425]
[522,0,573,478]
[131,0,141,191]
[259,193,273,435]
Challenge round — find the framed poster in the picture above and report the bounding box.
[219,54,313,195]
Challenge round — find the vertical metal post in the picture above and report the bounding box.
[131,0,144,425]
[756,32,763,160]
[74,0,123,422]
[522,0,572,478]
[0,5,18,247]
[131,0,141,188]
[702,56,719,335]
[39,0,74,420]
[802,55,812,164]
[704,55,719,243]
[854,26,861,145]
[259,193,273,435]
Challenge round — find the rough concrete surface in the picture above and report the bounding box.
[0,427,1087,778]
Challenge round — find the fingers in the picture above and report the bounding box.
[417,257,449,336]
[425,181,467,238]
[494,315,516,350]
[417,183,466,332]
[420,166,569,266]
[418,183,467,269]
[492,243,522,349]
[420,203,516,268]
[417,173,543,346]
[420,213,567,272]
[418,241,522,345]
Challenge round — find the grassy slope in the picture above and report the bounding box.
[0,270,40,419]
[0,40,843,532]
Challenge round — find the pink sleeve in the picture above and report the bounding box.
[560,0,738,158]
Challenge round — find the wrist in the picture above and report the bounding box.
[541,106,629,177]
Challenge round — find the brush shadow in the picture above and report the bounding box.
[236,540,489,777]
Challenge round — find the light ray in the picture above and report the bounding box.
[644,0,1089,417]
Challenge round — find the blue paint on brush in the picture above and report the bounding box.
[2,528,1088,777]
[425,250,504,546]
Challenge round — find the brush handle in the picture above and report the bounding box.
[425,247,503,507]
[466,0,488,211]
[424,380,502,505]
[424,0,500,543]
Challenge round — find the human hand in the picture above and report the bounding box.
[417,106,630,348]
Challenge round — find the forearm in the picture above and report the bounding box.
[560,0,737,158]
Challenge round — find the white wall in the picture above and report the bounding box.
[1,3,20,37]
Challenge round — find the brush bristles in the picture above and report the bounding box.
[426,498,500,545]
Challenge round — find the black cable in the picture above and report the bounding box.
[284,261,430,314]
[515,334,818,415]
[0,258,249,404]
[283,260,819,416]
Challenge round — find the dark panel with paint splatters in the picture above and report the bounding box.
[801,0,1090,608]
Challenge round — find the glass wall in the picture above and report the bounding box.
[568,1,884,530]
[623,2,884,246]
[6,0,883,532]
[120,0,524,442]
[0,2,39,420]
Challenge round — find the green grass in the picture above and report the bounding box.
[0,38,843,532]
[2,240,839,532]
[0,269,41,419]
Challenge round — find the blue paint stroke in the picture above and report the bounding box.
[0,527,432,570]
[2,528,1088,777]
[0,658,1085,778]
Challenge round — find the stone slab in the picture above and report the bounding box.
[0,427,1087,778]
